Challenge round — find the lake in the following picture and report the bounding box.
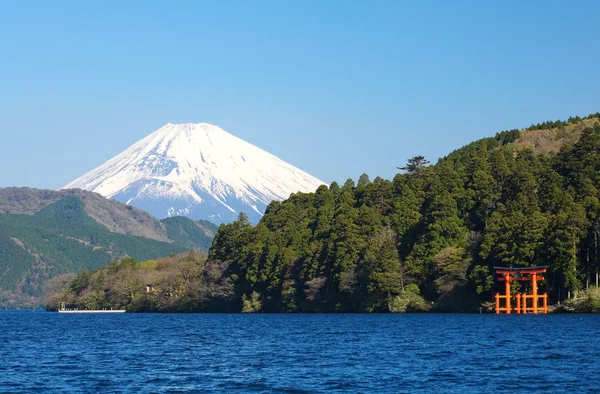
[1,312,599,393]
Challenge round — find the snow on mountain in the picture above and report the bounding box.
[63,123,325,224]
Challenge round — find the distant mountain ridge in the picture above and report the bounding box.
[63,123,325,224]
[0,187,218,307]
[0,187,216,242]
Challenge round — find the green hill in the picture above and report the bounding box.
[0,213,187,296]
[0,192,217,307]
[36,195,107,228]
[206,112,600,313]
[1,187,179,242]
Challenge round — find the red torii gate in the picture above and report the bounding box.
[494,266,548,314]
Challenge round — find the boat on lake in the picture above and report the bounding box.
[58,302,125,313]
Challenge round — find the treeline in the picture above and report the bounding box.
[526,112,600,131]
[46,251,234,312]
[208,120,600,312]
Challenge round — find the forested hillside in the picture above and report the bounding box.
[0,194,216,308]
[207,113,600,312]
[162,216,217,251]
[0,187,169,241]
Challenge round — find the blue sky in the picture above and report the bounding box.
[1,0,599,189]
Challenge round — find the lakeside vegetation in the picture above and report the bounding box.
[49,113,600,313]
[46,251,233,312]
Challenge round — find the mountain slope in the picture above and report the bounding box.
[63,123,325,224]
[0,212,189,299]
[0,189,218,306]
[0,187,216,247]
[512,116,600,155]
[0,187,170,241]
[162,216,217,251]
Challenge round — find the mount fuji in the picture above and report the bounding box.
[63,123,325,224]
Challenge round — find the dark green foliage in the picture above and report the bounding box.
[433,247,473,311]
[527,120,567,131]
[161,216,215,250]
[397,156,430,175]
[524,112,600,131]
[36,196,104,229]
[358,173,371,186]
[495,129,521,145]
[0,230,38,296]
[208,113,600,311]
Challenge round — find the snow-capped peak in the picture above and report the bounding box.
[63,123,325,223]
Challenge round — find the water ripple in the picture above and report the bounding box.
[1,312,600,393]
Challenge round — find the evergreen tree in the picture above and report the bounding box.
[545,197,588,300]
[365,228,404,311]
[358,173,371,186]
[407,190,467,285]
[398,156,430,175]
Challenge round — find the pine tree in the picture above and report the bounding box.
[358,173,371,186]
[398,156,431,175]
[366,228,404,311]
[545,197,588,300]
[406,190,467,285]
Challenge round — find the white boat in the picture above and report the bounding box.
[58,302,126,313]
[58,309,126,313]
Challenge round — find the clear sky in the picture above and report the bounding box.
[1,0,599,189]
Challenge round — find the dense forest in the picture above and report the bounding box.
[208,113,600,312]
[51,113,600,313]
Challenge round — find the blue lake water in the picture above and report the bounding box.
[1,312,599,393]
